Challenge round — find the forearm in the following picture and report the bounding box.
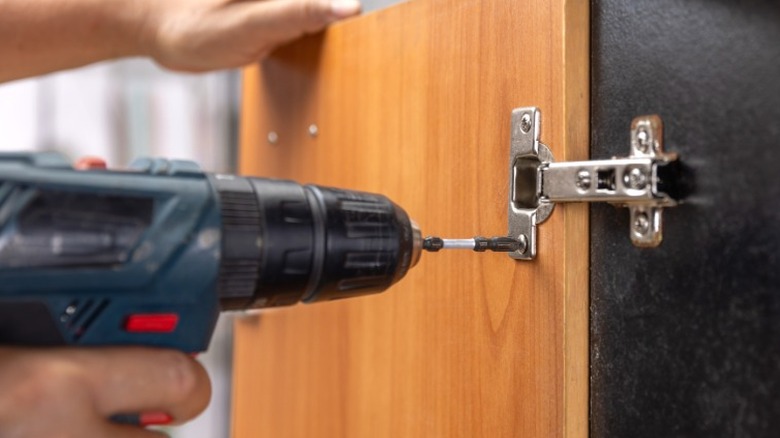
[0,0,361,83]
[0,0,151,83]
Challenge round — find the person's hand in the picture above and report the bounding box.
[0,347,211,437]
[1,0,358,83]
[140,0,362,72]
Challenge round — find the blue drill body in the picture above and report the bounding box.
[0,152,222,352]
[0,152,420,352]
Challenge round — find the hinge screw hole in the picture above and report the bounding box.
[623,167,648,190]
[636,127,650,152]
[633,212,650,235]
[520,113,532,133]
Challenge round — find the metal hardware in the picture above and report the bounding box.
[508,107,679,260]
[267,131,279,145]
[508,108,554,260]
[308,124,319,138]
[422,236,527,253]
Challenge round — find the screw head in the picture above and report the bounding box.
[516,234,529,254]
[520,113,532,134]
[636,127,651,152]
[633,212,650,235]
[267,131,279,145]
[623,167,647,190]
[575,169,591,190]
[308,124,319,138]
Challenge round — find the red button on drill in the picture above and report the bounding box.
[75,156,108,170]
[140,412,173,427]
[125,314,179,333]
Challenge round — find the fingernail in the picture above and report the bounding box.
[140,412,173,427]
[330,0,361,18]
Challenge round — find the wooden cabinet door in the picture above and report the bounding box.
[232,0,589,436]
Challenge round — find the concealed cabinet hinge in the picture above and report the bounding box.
[508,107,681,260]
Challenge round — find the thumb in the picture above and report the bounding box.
[70,347,212,423]
[241,0,361,42]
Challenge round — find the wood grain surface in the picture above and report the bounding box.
[232,0,589,436]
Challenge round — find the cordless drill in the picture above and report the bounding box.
[0,152,424,352]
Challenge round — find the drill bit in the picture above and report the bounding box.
[422,236,526,253]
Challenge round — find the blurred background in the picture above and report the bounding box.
[0,58,240,438]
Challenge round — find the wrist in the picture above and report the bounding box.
[104,0,159,59]
[123,0,194,69]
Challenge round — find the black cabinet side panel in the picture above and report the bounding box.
[591,1,780,437]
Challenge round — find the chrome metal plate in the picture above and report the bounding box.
[508,107,554,260]
[507,108,679,260]
[627,115,676,247]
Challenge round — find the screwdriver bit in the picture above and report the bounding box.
[422,236,526,253]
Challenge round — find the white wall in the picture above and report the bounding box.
[0,59,236,171]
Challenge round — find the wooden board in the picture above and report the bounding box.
[232,0,589,436]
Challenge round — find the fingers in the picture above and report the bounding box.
[66,347,211,423]
[146,0,362,72]
[0,347,205,436]
[241,0,361,41]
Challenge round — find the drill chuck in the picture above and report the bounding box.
[211,175,422,311]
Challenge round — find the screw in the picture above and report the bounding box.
[636,127,651,152]
[267,131,279,145]
[633,212,650,235]
[623,167,647,190]
[517,234,528,254]
[308,124,319,138]
[520,113,532,133]
[575,169,591,190]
